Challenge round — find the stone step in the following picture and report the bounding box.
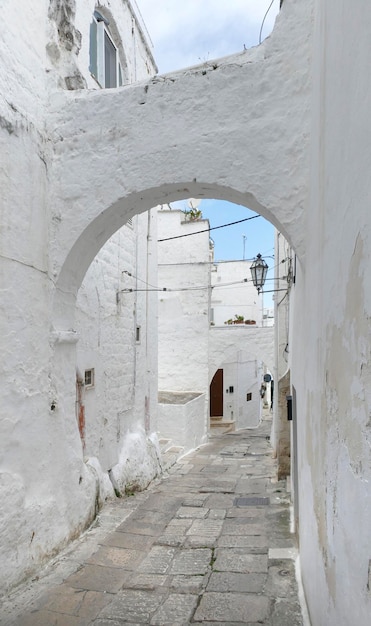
[158,437,185,471]
[158,437,171,451]
[161,445,185,471]
[210,419,236,434]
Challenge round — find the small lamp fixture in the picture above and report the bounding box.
[250,253,268,294]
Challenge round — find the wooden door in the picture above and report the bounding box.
[210,369,223,416]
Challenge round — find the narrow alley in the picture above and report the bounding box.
[1,415,305,625]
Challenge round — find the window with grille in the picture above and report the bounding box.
[84,369,95,388]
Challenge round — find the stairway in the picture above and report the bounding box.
[210,415,236,434]
[158,437,185,471]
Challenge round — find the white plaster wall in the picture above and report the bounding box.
[157,209,211,448]
[71,0,160,492]
[211,260,262,326]
[290,1,371,623]
[0,0,160,594]
[222,356,261,429]
[0,1,91,595]
[209,326,274,385]
[75,210,158,475]
[270,231,292,459]
[157,393,207,453]
[157,210,211,395]
[70,0,160,493]
[209,326,273,432]
[46,0,157,91]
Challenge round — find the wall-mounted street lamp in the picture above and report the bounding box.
[250,253,268,294]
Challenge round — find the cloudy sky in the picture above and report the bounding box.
[136,0,280,74]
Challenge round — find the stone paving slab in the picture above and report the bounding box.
[99,531,155,551]
[150,592,199,625]
[268,596,304,626]
[125,573,168,590]
[226,506,266,518]
[207,571,267,593]
[14,610,91,626]
[181,495,209,507]
[137,546,176,574]
[138,494,183,512]
[186,518,224,537]
[1,419,304,626]
[41,586,113,619]
[97,589,164,623]
[217,534,268,550]
[86,546,145,570]
[169,575,207,593]
[194,591,270,623]
[66,564,129,593]
[213,549,268,574]
[221,520,267,536]
[176,506,209,519]
[203,493,237,508]
[115,520,166,536]
[169,548,212,575]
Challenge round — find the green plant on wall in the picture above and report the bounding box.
[234,314,244,322]
[184,207,202,221]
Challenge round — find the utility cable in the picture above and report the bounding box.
[158,215,260,242]
[259,0,276,44]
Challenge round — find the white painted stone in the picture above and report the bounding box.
[2,1,371,624]
[0,0,160,593]
[211,260,263,328]
[157,393,207,454]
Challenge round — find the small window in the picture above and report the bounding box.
[136,326,141,343]
[89,11,123,88]
[246,392,252,402]
[85,368,95,388]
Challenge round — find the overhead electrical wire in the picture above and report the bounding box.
[158,214,261,243]
[120,259,291,294]
[259,0,276,44]
[120,278,250,294]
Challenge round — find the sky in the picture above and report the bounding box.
[135,0,281,305]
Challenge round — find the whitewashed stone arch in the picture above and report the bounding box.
[49,0,310,329]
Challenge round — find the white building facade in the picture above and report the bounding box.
[157,208,274,439]
[0,0,161,593]
[211,260,263,327]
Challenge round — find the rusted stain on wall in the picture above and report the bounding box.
[76,375,86,450]
[277,369,291,479]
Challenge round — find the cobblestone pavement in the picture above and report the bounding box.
[1,417,306,625]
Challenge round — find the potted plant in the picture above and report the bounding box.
[183,207,202,221]
[233,315,245,324]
